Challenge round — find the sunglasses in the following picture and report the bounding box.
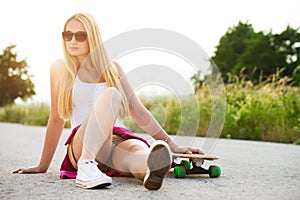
[62,31,87,42]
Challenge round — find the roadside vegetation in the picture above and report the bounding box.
[1,69,299,144]
[126,69,300,144]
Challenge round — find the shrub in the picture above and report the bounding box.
[0,103,50,126]
[1,69,299,144]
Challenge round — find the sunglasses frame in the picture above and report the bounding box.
[62,31,87,42]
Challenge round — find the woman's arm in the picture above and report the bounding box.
[14,60,65,173]
[114,62,203,154]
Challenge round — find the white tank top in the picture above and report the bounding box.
[70,75,125,129]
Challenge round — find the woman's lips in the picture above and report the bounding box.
[69,47,79,51]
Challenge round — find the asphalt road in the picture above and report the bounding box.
[0,122,299,200]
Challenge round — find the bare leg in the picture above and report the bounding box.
[112,139,149,180]
[72,87,122,165]
[112,139,172,190]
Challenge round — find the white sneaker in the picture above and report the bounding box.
[75,160,112,189]
[143,141,172,190]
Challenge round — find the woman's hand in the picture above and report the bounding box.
[13,165,46,174]
[168,142,204,155]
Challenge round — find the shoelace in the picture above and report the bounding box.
[83,160,98,165]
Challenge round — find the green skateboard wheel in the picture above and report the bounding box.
[181,160,191,170]
[209,165,221,178]
[174,166,186,178]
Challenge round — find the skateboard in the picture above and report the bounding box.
[172,153,221,178]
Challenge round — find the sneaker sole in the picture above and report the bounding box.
[75,178,112,189]
[143,141,172,190]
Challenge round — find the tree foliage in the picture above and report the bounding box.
[211,22,255,75]
[210,22,300,84]
[0,45,35,106]
[271,26,300,77]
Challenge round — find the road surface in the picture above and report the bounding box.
[0,123,299,199]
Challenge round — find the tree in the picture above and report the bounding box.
[190,70,204,92]
[211,21,256,76]
[271,26,300,82]
[211,22,300,84]
[0,45,35,106]
[233,32,286,81]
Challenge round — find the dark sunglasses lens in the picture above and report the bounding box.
[62,31,73,41]
[75,32,87,42]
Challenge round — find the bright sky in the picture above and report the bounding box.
[1,0,299,103]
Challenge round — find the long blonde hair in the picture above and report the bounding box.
[58,13,129,119]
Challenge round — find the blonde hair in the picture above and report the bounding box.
[58,13,128,119]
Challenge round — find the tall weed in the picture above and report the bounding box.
[223,68,299,143]
[126,68,300,143]
[1,68,299,143]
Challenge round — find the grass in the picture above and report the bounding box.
[1,69,299,144]
[0,102,70,128]
[222,71,300,143]
[126,69,300,144]
[0,103,50,126]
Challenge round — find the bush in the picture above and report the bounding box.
[223,70,300,143]
[126,69,300,144]
[0,103,50,126]
[1,69,299,144]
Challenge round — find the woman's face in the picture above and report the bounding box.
[63,19,89,58]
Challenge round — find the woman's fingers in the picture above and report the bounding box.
[12,166,42,174]
[186,147,205,155]
[12,168,23,173]
[195,148,205,155]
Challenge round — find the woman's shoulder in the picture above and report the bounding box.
[51,59,64,69]
[111,61,125,77]
[50,59,64,77]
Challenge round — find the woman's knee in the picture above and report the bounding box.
[94,87,122,110]
[102,87,122,102]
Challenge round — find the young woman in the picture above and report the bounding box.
[14,13,203,190]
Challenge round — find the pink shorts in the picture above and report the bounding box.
[60,126,150,179]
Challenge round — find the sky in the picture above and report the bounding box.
[1,0,299,103]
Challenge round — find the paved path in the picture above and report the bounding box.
[0,123,299,200]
